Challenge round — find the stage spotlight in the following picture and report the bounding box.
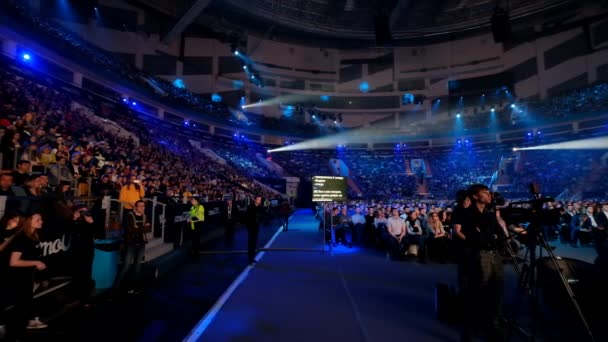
[122,98,128,103]
[456,113,461,118]
[312,115,316,119]
[510,104,516,108]
[491,108,495,112]
[132,101,137,106]
[234,50,239,56]
[173,78,186,89]
[211,93,222,102]
[359,82,370,93]
[243,65,247,70]
[22,53,31,61]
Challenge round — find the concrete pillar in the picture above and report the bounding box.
[135,53,143,69]
[535,39,547,100]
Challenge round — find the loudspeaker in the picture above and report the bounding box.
[374,14,392,46]
[491,10,511,43]
[536,257,605,317]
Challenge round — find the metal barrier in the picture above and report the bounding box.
[104,196,167,240]
[144,197,167,241]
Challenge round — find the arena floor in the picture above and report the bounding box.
[24,209,603,341]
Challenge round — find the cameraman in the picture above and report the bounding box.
[460,184,507,341]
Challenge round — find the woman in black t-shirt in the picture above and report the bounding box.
[8,213,47,337]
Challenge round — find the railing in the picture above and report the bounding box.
[103,196,167,241]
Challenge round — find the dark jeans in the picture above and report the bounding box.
[386,236,407,258]
[331,225,352,245]
[247,225,260,263]
[463,250,505,340]
[191,221,204,253]
[353,223,365,245]
[282,215,289,231]
[114,244,145,291]
[73,243,95,302]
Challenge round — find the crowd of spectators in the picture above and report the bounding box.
[425,149,499,197]
[206,140,281,179]
[507,149,607,198]
[338,152,417,198]
[530,83,608,120]
[318,197,607,262]
[0,65,281,208]
[1,1,324,137]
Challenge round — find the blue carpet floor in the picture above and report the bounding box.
[191,209,461,342]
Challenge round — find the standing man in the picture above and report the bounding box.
[246,196,264,265]
[386,208,407,259]
[279,200,291,232]
[460,184,507,341]
[114,200,150,294]
[351,206,366,246]
[224,199,238,248]
[594,203,608,267]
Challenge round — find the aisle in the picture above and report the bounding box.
[187,209,460,342]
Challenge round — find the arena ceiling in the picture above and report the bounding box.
[134,0,592,47]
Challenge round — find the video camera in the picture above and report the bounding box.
[496,183,558,226]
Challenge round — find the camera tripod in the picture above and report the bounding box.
[504,195,594,341]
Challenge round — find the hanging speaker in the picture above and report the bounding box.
[491,10,511,43]
[374,14,392,46]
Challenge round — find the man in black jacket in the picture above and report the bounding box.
[246,196,264,265]
[595,203,608,267]
[224,199,238,248]
[460,184,507,342]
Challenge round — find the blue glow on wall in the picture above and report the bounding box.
[173,78,186,89]
[359,82,370,93]
[211,93,222,102]
[232,80,244,89]
[320,95,330,102]
[283,105,295,117]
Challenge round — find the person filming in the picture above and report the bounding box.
[459,184,508,341]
